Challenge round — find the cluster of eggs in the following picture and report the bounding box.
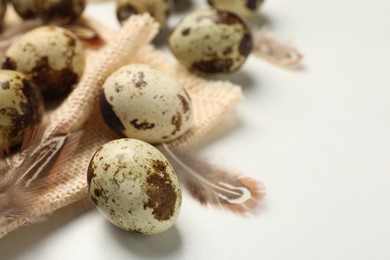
[90,1,266,234]
[115,0,265,74]
[0,1,86,151]
[0,0,265,235]
[0,0,85,28]
[90,63,192,234]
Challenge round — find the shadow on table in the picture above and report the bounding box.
[106,221,182,257]
[0,198,94,257]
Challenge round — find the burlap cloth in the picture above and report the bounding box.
[0,14,242,238]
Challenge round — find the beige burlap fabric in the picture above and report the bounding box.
[0,14,242,238]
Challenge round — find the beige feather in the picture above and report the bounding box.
[0,127,82,227]
[159,143,265,215]
[252,29,303,68]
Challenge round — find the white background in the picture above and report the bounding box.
[1,0,390,259]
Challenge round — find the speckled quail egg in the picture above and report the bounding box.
[0,70,44,151]
[87,138,182,235]
[116,0,172,29]
[169,8,253,74]
[100,64,193,144]
[11,0,86,21]
[207,0,265,18]
[1,26,85,97]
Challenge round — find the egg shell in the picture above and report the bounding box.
[207,0,265,18]
[116,0,172,29]
[87,138,182,235]
[1,26,85,97]
[12,0,86,21]
[0,70,44,150]
[100,64,193,144]
[169,8,253,74]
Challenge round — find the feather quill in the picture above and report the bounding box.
[0,127,82,228]
[252,29,303,68]
[159,143,264,215]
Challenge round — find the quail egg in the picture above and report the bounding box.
[1,26,85,97]
[87,138,182,235]
[116,0,172,29]
[0,70,44,151]
[169,8,253,74]
[207,0,265,18]
[100,64,193,144]
[11,0,86,21]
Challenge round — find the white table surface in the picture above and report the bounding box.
[1,0,390,259]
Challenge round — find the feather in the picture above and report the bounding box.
[0,128,82,228]
[252,29,303,68]
[159,143,264,215]
[62,22,105,46]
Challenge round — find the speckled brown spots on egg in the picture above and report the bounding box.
[87,164,96,187]
[132,71,147,88]
[100,64,193,144]
[116,4,138,23]
[103,163,110,171]
[169,8,253,74]
[2,26,85,97]
[88,139,182,235]
[207,0,264,18]
[42,0,86,22]
[192,58,234,73]
[1,57,17,70]
[116,0,172,29]
[182,28,191,36]
[114,84,123,93]
[0,70,43,150]
[30,56,78,97]
[1,81,9,89]
[177,94,190,113]
[12,0,86,22]
[130,119,155,130]
[99,89,126,136]
[63,30,77,47]
[144,168,177,221]
[239,33,253,56]
[171,112,182,135]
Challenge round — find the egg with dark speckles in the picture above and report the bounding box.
[169,8,253,74]
[11,0,86,21]
[100,64,193,144]
[207,0,265,18]
[0,70,44,151]
[1,26,85,97]
[116,0,172,29]
[87,138,182,235]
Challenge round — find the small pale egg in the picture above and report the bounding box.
[100,64,193,144]
[1,26,85,97]
[169,8,253,74]
[207,0,265,18]
[116,0,172,29]
[0,70,44,151]
[11,0,86,21]
[87,138,182,235]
